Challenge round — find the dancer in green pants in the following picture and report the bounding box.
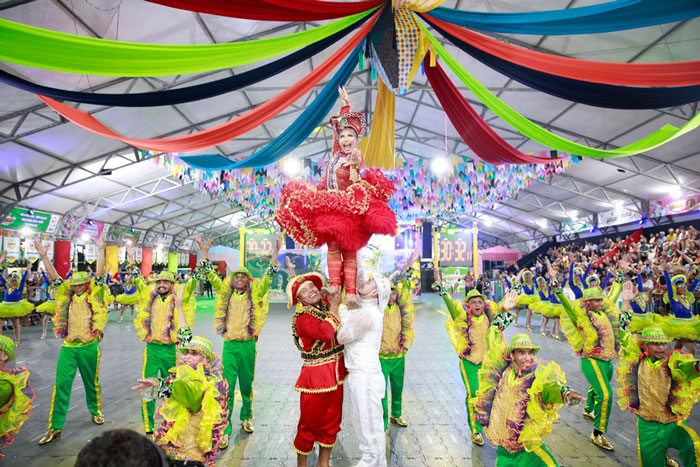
[618,281,700,467]
[38,235,108,445]
[434,265,518,446]
[196,233,281,449]
[475,333,584,466]
[132,242,196,436]
[380,253,419,430]
[554,259,625,452]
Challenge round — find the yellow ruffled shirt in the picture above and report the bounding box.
[65,294,94,343]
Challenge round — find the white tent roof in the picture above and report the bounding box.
[1,0,699,251]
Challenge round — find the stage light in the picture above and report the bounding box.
[670,185,682,199]
[536,219,547,229]
[157,244,163,250]
[483,216,493,226]
[282,158,301,177]
[126,240,132,246]
[20,227,32,236]
[430,156,450,176]
[81,233,89,242]
[447,228,456,235]
[569,210,578,220]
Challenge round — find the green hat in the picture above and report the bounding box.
[70,271,91,286]
[180,336,216,362]
[231,266,253,280]
[581,286,605,301]
[154,271,177,283]
[0,335,15,361]
[639,327,671,344]
[465,289,486,302]
[504,333,540,355]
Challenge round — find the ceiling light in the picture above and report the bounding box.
[536,219,547,229]
[281,158,301,177]
[27,209,34,216]
[670,185,682,198]
[430,156,450,176]
[483,216,493,226]
[569,210,578,220]
[126,240,132,246]
[20,227,32,236]
[157,244,163,250]
[81,233,89,242]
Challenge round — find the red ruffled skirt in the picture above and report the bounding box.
[275,169,398,251]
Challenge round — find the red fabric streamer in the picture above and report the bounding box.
[37,12,379,153]
[428,16,700,87]
[594,228,643,267]
[147,0,382,21]
[424,53,557,165]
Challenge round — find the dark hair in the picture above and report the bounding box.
[74,429,166,467]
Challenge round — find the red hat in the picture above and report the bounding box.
[330,109,366,141]
[286,272,325,308]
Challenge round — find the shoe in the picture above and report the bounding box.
[241,419,254,433]
[38,429,62,445]
[14,340,20,348]
[525,325,534,333]
[471,433,484,446]
[540,330,547,336]
[582,410,594,421]
[146,432,154,441]
[118,318,123,323]
[91,414,105,425]
[590,433,614,451]
[513,322,521,328]
[666,455,680,467]
[390,416,408,427]
[41,334,47,340]
[219,434,230,449]
[553,335,564,341]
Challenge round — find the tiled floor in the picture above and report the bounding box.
[3,295,696,466]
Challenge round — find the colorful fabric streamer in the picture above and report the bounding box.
[427,0,700,35]
[426,16,700,87]
[180,41,363,170]
[147,0,382,21]
[419,23,700,158]
[424,56,556,165]
[425,17,700,110]
[37,12,379,153]
[147,151,576,222]
[0,10,372,76]
[360,79,396,170]
[0,15,369,106]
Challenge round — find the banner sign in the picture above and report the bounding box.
[650,193,700,217]
[118,246,126,263]
[560,217,591,235]
[1,207,60,233]
[2,230,20,261]
[74,220,106,239]
[84,242,97,263]
[109,225,144,244]
[598,208,642,227]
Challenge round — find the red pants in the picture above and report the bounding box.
[294,385,344,454]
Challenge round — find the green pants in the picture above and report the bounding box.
[141,343,177,432]
[222,339,257,435]
[638,418,699,467]
[581,358,613,432]
[380,356,405,430]
[496,445,558,466]
[459,358,482,435]
[47,342,102,430]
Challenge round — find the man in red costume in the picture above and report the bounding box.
[287,272,347,467]
[276,87,397,305]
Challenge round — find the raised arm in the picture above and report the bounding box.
[34,237,59,282]
[94,232,106,278]
[664,269,675,301]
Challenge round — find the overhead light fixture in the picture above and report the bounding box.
[126,240,132,246]
[81,233,89,242]
[569,210,578,220]
[483,216,493,226]
[157,244,163,250]
[99,169,113,176]
[670,185,682,199]
[87,219,94,226]
[20,226,32,236]
[281,158,301,177]
[27,209,34,216]
[430,156,450,176]
[536,219,547,229]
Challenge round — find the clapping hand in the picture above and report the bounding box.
[502,289,518,311]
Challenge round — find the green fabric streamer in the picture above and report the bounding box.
[0,10,374,77]
[419,21,700,158]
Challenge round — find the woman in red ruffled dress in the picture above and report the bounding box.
[275,86,397,304]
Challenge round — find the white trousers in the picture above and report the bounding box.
[347,371,387,467]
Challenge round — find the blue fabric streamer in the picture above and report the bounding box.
[428,0,700,35]
[180,41,362,170]
[425,17,700,110]
[0,14,368,107]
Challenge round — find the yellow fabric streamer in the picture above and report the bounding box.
[394,0,447,12]
[105,245,119,276]
[360,80,396,170]
[406,31,430,90]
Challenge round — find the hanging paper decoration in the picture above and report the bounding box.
[419,23,700,158]
[147,150,576,221]
[394,7,421,94]
[0,15,369,107]
[427,0,700,35]
[37,13,378,153]
[0,11,372,76]
[3,231,20,261]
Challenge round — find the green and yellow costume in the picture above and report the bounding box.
[617,325,700,466]
[0,335,34,460]
[380,275,415,429]
[206,262,277,434]
[46,272,108,431]
[476,334,572,466]
[134,269,196,433]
